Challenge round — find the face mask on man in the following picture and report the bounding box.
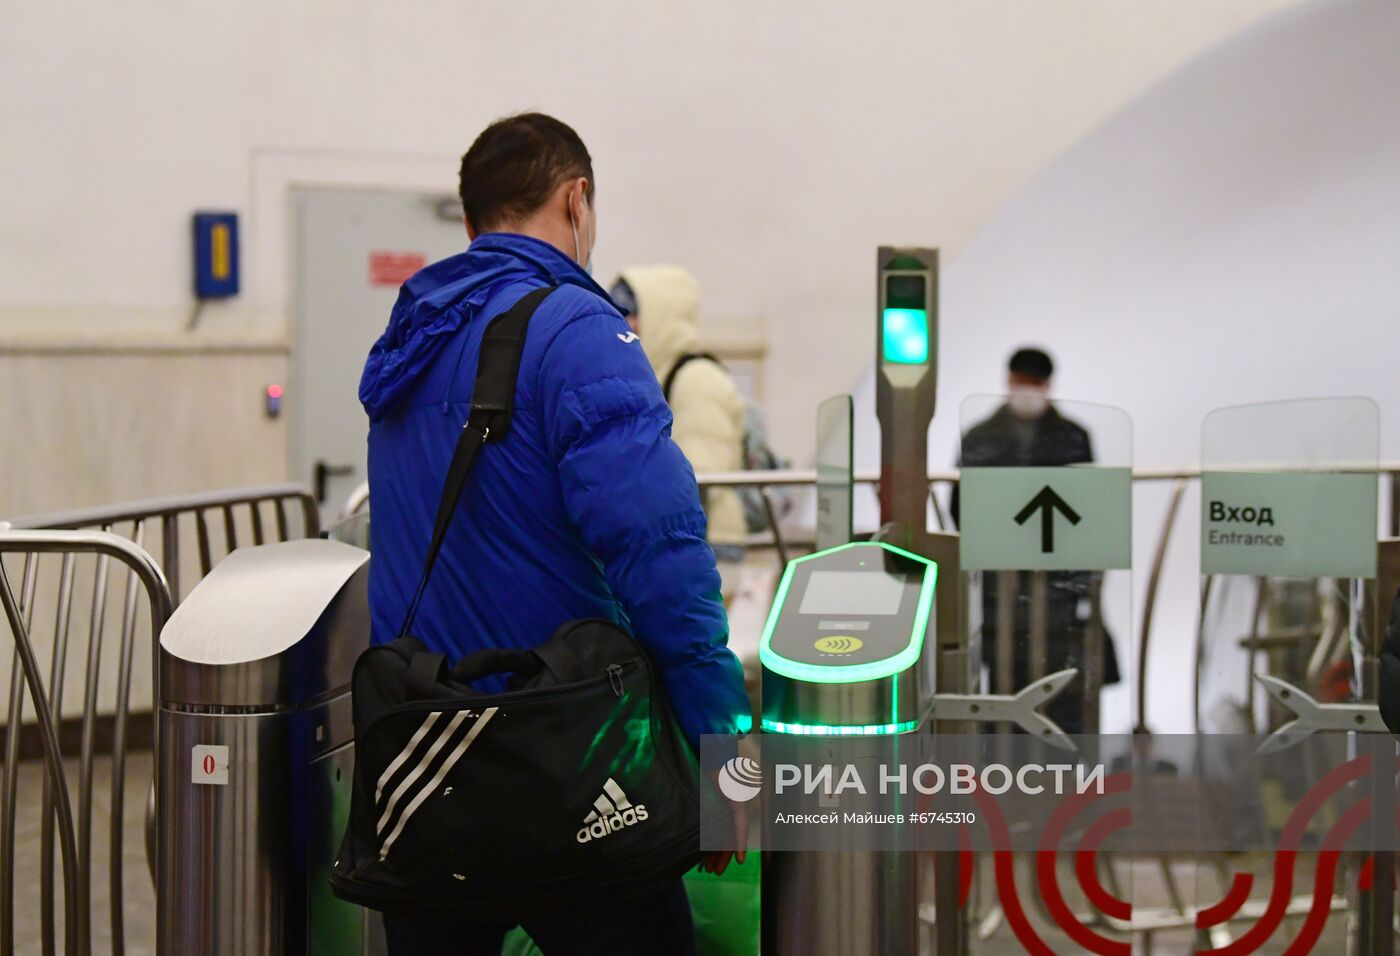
[1007,385,1050,419]
[569,187,595,275]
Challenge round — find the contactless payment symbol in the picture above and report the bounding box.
[814,635,863,655]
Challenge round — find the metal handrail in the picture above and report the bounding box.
[0,486,314,956]
[6,483,318,532]
[7,484,319,604]
[695,467,958,487]
[0,531,172,956]
[1136,478,1189,733]
[692,462,1400,487]
[344,463,1399,511]
[343,482,370,517]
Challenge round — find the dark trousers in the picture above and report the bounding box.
[383,878,696,956]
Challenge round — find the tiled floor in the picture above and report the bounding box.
[7,752,155,956]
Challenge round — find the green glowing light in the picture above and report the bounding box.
[760,718,920,736]
[757,542,937,685]
[882,308,929,364]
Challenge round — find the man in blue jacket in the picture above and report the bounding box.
[360,113,750,954]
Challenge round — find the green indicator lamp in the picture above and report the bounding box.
[881,308,929,365]
[759,718,921,736]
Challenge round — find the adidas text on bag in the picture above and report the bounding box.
[577,778,651,844]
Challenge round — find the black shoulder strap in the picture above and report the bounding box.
[662,351,722,403]
[397,285,557,639]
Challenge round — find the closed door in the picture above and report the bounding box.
[292,187,467,522]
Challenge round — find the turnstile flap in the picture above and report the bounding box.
[159,539,370,709]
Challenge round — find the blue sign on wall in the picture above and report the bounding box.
[192,211,239,299]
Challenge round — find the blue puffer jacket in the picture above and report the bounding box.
[359,233,751,749]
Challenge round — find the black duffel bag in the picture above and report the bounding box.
[330,287,711,919]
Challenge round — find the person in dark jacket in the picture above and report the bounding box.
[360,113,748,956]
[951,348,1121,734]
[1380,587,1400,735]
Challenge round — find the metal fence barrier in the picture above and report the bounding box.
[9,484,320,606]
[0,484,319,956]
[0,530,171,956]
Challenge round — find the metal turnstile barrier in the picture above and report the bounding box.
[0,529,172,956]
[157,539,370,955]
[6,483,322,952]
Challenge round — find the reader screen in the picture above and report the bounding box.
[799,571,905,617]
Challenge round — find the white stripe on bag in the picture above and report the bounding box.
[375,712,442,803]
[378,707,498,860]
[375,710,470,837]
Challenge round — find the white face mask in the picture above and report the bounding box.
[569,190,594,275]
[1007,386,1049,419]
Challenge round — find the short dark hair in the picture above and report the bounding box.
[1008,347,1054,381]
[458,113,594,233]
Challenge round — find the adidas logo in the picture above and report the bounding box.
[576,778,649,844]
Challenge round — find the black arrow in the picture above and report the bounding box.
[1014,486,1082,553]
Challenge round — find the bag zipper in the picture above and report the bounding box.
[359,639,696,800]
[362,659,640,732]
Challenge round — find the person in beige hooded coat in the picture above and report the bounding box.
[612,265,748,599]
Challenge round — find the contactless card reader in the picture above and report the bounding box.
[759,542,936,736]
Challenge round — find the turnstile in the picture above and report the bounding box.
[759,541,937,955]
[156,539,371,955]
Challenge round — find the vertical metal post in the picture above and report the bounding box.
[926,529,966,956]
[161,513,181,606]
[41,554,77,956]
[222,506,238,552]
[761,487,790,568]
[194,510,213,578]
[1138,478,1188,733]
[874,247,966,955]
[0,559,82,956]
[1028,572,1048,684]
[250,502,266,546]
[1364,541,1400,956]
[995,572,1015,696]
[873,247,947,691]
[1082,579,1104,735]
[0,554,37,956]
[875,247,938,546]
[1390,472,1399,539]
[76,548,110,955]
[110,521,146,956]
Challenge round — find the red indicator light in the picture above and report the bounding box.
[266,384,284,399]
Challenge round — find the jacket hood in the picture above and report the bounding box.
[619,264,700,380]
[359,233,611,420]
